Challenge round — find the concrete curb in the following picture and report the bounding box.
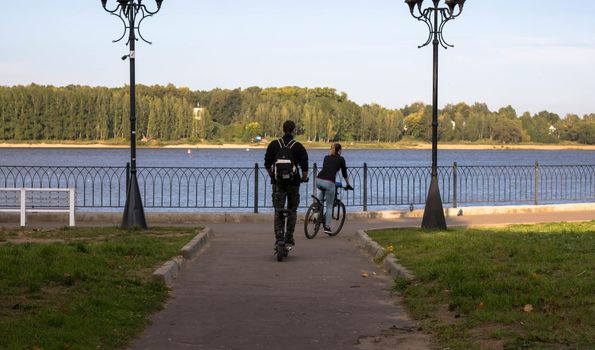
[353,229,415,281]
[354,229,385,261]
[181,228,212,259]
[350,202,595,220]
[0,203,595,225]
[2,202,591,226]
[383,253,415,281]
[152,227,213,285]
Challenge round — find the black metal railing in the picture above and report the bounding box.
[0,163,593,211]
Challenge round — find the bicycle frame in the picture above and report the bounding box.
[311,184,343,222]
[305,183,348,239]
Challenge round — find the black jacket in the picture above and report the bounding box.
[264,134,309,184]
[317,155,348,182]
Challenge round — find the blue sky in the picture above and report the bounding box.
[1,1,594,116]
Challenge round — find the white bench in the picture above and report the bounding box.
[0,188,75,227]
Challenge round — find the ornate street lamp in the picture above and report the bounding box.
[101,0,164,229]
[404,0,466,230]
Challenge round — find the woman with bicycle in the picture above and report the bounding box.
[316,143,353,234]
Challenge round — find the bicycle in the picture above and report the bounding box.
[304,182,351,239]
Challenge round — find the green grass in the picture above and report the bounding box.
[369,221,595,349]
[0,226,196,241]
[0,227,198,349]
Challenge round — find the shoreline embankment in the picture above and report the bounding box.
[1,142,594,151]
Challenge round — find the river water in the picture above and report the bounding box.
[0,148,593,167]
[1,148,593,211]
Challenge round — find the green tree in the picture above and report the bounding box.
[243,122,262,142]
[0,84,592,145]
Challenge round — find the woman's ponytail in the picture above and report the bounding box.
[329,143,342,156]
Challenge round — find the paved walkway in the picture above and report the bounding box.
[131,220,431,350]
[130,210,593,350]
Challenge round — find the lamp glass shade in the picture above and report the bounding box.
[405,0,422,13]
[445,0,457,13]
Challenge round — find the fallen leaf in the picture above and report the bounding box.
[361,272,369,278]
[523,304,533,313]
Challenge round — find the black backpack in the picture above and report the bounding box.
[274,138,298,183]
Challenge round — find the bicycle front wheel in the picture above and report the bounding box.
[304,202,322,239]
[327,201,346,236]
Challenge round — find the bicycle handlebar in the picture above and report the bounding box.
[317,182,354,191]
[335,182,354,191]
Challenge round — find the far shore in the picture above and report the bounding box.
[0,141,594,151]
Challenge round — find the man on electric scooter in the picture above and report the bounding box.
[264,120,309,248]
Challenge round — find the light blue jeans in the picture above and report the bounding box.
[316,178,335,226]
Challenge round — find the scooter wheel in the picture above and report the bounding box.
[276,245,284,262]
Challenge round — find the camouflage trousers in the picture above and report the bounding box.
[272,183,300,240]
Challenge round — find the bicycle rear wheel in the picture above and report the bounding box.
[304,202,322,239]
[327,201,346,236]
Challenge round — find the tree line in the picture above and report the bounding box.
[0,84,593,144]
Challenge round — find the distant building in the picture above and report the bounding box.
[548,125,556,134]
[193,103,205,120]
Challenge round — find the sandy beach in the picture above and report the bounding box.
[0,142,593,151]
[0,142,266,150]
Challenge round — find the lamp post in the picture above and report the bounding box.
[404,0,466,230]
[101,0,164,229]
